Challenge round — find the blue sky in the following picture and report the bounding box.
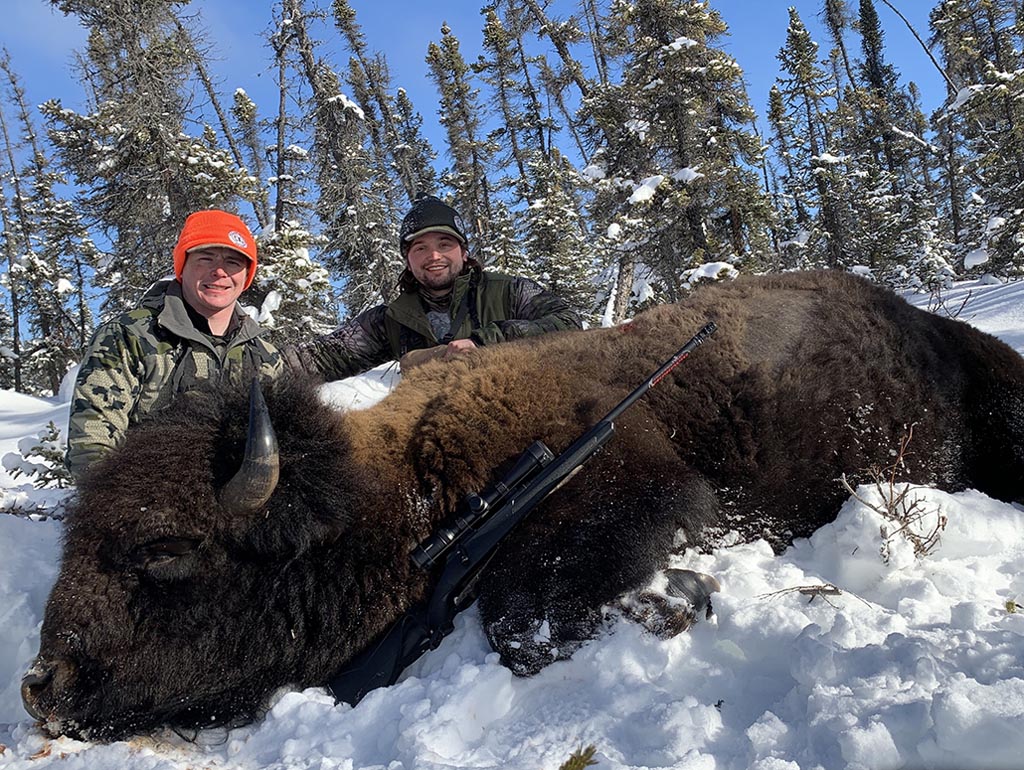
[4,0,944,158]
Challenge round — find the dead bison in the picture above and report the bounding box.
[22,270,1024,740]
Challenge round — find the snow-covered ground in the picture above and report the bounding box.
[1,279,1023,770]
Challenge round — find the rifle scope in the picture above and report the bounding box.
[410,440,555,570]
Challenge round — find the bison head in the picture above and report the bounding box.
[21,378,381,740]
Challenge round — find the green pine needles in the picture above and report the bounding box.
[557,745,598,770]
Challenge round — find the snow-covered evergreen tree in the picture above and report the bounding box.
[231,89,274,230]
[334,0,436,207]
[40,0,261,317]
[834,0,946,284]
[0,55,97,395]
[427,22,495,254]
[278,0,397,316]
[581,0,771,318]
[772,7,853,269]
[523,148,596,322]
[766,84,816,270]
[249,218,335,341]
[931,0,1024,277]
[391,88,439,200]
[475,3,591,301]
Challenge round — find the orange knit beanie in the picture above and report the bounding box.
[173,210,258,289]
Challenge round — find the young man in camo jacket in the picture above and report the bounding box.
[294,194,583,379]
[66,210,282,481]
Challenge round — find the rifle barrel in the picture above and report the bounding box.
[604,321,717,424]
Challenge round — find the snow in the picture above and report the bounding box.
[964,247,989,269]
[624,119,650,142]
[986,216,1007,235]
[243,290,283,326]
[2,279,1024,769]
[673,167,703,185]
[628,175,664,204]
[664,36,698,53]
[949,85,985,112]
[780,229,811,250]
[327,93,365,120]
[813,152,847,165]
[683,262,738,286]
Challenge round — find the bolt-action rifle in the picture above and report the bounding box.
[327,321,717,705]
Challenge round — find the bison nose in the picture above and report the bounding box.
[21,662,55,721]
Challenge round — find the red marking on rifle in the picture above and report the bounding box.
[651,352,689,387]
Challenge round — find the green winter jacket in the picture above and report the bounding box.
[66,280,282,480]
[298,265,583,381]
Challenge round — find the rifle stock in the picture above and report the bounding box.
[328,321,717,705]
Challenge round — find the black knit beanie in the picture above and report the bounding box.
[398,194,468,255]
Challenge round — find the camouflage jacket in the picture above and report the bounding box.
[66,280,282,481]
[296,266,583,381]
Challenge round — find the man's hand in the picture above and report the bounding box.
[399,339,479,372]
[443,338,477,357]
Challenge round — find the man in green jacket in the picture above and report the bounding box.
[296,195,583,380]
[66,209,282,481]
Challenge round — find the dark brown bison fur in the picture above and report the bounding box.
[27,270,1024,740]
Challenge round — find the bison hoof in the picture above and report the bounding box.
[485,615,592,676]
[619,568,721,639]
[665,568,720,617]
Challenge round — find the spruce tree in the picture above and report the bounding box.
[581,0,772,313]
[522,148,596,322]
[392,88,439,201]
[766,84,813,268]
[0,283,13,391]
[41,0,261,316]
[333,0,436,207]
[476,3,550,191]
[474,2,590,295]
[231,89,273,230]
[832,0,947,285]
[772,7,851,269]
[426,23,495,255]
[931,0,1024,276]
[0,55,97,395]
[260,0,360,325]
[0,187,24,392]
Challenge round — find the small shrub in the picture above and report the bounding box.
[840,425,946,563]
[926,284,973,320]
[2,421,72,490]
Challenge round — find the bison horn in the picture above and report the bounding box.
[220,378,280,514]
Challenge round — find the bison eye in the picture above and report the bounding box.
[132,537,200,577]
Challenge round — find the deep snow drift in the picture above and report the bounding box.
[0,279,1022,770]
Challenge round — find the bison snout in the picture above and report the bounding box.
[21,659,57,721]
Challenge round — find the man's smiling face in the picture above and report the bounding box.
[406,232,467,296]
[180,246,250,319]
